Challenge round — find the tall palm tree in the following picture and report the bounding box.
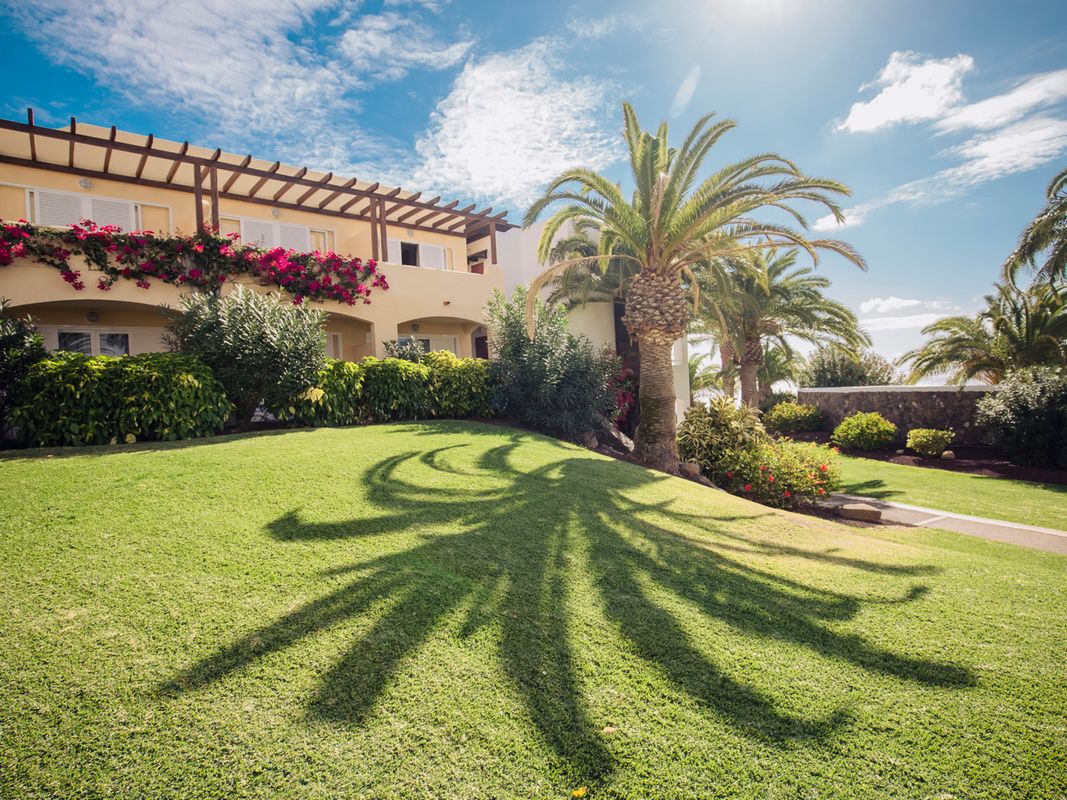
[524,103,865,471]
[697,249,869,406]
[900,280,1067,384]
[542,221,637,309]
[1004,166,1067,282]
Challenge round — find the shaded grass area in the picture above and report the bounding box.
[839,453,1067,530]
[1,422,1064,798]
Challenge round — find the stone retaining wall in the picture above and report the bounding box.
[797,385,1000,444]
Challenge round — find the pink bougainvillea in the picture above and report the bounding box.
[0,220,386,306]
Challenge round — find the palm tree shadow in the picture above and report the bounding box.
[163,435,974,781]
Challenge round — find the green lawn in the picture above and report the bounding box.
[1,423,1065,799]
[838,453,1067,530]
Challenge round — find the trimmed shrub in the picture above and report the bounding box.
[487,287,618,440]
[166,285,327,423]
[678,401,839,508]
[800,347,899,387]
[271,359,365,427]
[360,357,431,421]
[906,428,954,458]
[763,401,824,434]
[423,350,492,419]
[831,411,897,451]
[12,352,231,446]
[1,300,47,432]
[760,390,797,413]
[976,367,1067,468]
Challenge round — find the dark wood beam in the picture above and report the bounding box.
[489,222,498,265]
[222,154,252,192]
[273,166,307,201]
[435,204,474,228]
[68,117,76,168]
[209,164,220,230]
[378,198,387,260]
[370,194,379,261]
[102,126,117,174]
[384,190,418,216]
[338,194,362,214]
[134,133,154,179]
[317,176,357,209]
[248,161,280,198]
[397,197,439,224]
[294,172,332,205]
[165,142,189,183]
[26,109,36,162]
[193,162,204,232]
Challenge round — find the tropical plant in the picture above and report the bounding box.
[524,102,864,471]
[757,341,806,406]
[687,350,722,403]
[1004,166,1067,282]
[360,357,432,421]
[383,338,428,362]
[0,299,46,434]
[899,280,1067,384]
[976,366,1067,468]
[166,285,327,424]
[422,350,493,419]
[271,359,366,427]
[906,428,954,458]
[831,411,897,451]
[763,401,824,434]
[487,287,619,441]
[696,249,868,407]
[800,346,899,387]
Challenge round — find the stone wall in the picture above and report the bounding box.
[797,385,1001,444]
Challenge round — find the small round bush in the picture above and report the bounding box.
[422,350,492,419]
[763,401,824,434]
[678,397,768,472]
[715,440,841,508]
[831,411,897,451]
[12,352,232,446]
[272,359,366,427]
[906,428,954,458]
[976,366,1067,469]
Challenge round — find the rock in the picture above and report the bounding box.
[941,450,956,460]
[581,431,598,449]
[602,426,635,454]
[837,503,882,522]
[896,449,905,455]
[679,461,702,479]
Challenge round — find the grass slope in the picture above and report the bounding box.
[1,422,1064,799]
[839,454,1067,530]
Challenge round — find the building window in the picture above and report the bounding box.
[397,335,431,353]
[387,239,452,269]
[99,333,130,356]
[327,333,343,359]
[233,217,332,252]
[33,189,137,230]
[55,330,130,356]
[400,241,419,266]
[57,331,92,354]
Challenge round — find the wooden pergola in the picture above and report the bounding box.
[0,109,514,262]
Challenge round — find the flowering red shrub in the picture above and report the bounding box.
[608,364,636,426]
[0,220,387,306]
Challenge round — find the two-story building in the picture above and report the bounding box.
[0,109,514,361]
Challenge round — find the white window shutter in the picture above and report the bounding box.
[37,191,85,227]
[89,197,135,230]
[278,224,310,251]
[421,244,445,270]
[387,238,401,263]
[242,219,275,248]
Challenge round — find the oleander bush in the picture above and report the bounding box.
[906,428,954,458]
[763,401,824,434]
[831,411,898,451]
[11,352,231,447]
[678,400,839,508]
[423,350,493,419]
[383,338,429,363]
[360,357,432,421]
[271,359,366,427]
[976,366,1067,468]
[759,390,797,413]
[0,300,47,433]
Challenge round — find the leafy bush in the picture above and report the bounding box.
[360,357,432,421]
[423,350,492,419]
[678,401,838,508]
[11,352,231,446]
[760,390,797,412]
[801,347,899,387]
[976,367,1067,468]
[831,411,898,451]
[383,338,428,362]
[487,287,618,440]
[271,359,365,427]
[763,401,824,434]
[906,428,954,458]
[166,285,327,423]
[0,300,47,433]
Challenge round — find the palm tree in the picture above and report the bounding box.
[687,350,723,403]
[542,221,636,309]
[757,342,805,406]
[524,103,865,471]
[1004,166,1067,282]
[900,280,1067,384]
[697,249,869,406]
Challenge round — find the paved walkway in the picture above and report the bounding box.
[824,493,1067,555]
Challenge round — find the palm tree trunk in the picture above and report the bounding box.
[634,332,679,471]
[739,335,763,407]
[719,342,735,399]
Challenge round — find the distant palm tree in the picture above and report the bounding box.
[687,351,723,403]
[525,103,864,470]
[757,342,805,407]
[1005,166,1067,282]
[696,249,869,406]
[900,280,1067,384]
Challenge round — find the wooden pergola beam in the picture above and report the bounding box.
[165,142,190,183]
[26,108,36,162]
[317,176,357,209]
[134,134,154,179]
[68,117,76,168]
[248,161,280,198]
[222,154,252,192]
[295,172,333,205]
[102,126,117,174]
[273,166,307,201]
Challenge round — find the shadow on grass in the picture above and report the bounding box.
[164,434,973,784]
[838,478,904,500]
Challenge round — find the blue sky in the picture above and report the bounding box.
[3,0,1067,358]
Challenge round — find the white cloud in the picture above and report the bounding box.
[858,296,953,314]
[837,51,974,133]
[671,66,701,117]
[859,312,951,331]
[935,69,1067,132]
[408,38,621,207]
[340,12,472,82]
[565,14,640,40]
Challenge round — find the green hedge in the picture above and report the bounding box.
[12,352,232,447]
[831,411,897,451]
[271,359,366,427]
[423,350,492,419]
[762,401,824,434]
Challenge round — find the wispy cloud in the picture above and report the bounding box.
[670,66,701,118]
[836,51,974,134]
[858,296,953,314]
[859,312,952,331]
[408,37,621,207]
[935,68,1067,132]
[565,13,640,40]
[340,11,472,82]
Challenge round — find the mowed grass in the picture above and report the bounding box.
[838,453,1067,530]
[1,422,1065,799]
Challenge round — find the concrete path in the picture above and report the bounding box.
[824,493,1067,555]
